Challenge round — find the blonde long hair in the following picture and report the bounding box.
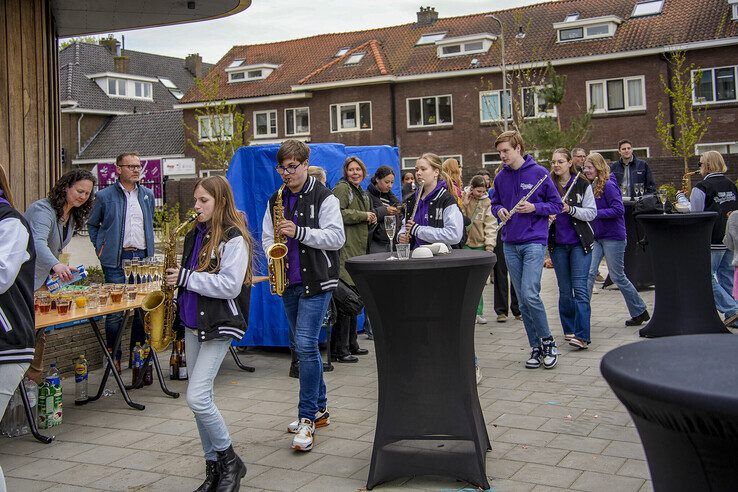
[194,176,253,285]
[420,153,453,195]
[587,152,611,198]
[0,163,14,207]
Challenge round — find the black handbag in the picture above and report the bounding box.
[333,279,364,316]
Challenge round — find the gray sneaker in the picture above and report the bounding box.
[525,346,542,369]
[541,338,558,369]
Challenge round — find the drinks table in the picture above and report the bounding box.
[346,250,495,490]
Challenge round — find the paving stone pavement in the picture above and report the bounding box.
[0,268,656,491]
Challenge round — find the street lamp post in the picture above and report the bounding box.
[488,14,508,131]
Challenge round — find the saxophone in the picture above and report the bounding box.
[142,212,198,352]
[267,184,289,296]
[682,170,701,194]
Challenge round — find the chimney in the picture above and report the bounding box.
[185,53,203,79]
[100,36,121,55]
[416,6,439,27]
[114,55,129,73]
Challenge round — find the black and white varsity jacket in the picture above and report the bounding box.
[547,176,596,254]
[403,186,465,248]
[0,202,36,365]
[262,176,345,297]
[175,226,251,342]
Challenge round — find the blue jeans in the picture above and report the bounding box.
[184,329,232,460]
[103,249,147,359]
[282,285,331,420]
[710,249,738,317]
[551,245,593,342]
[503,242,552,347]
[587,240,647,318]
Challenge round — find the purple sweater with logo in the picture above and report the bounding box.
[179,223,207,329]
[592,175,626,241]
[490,155,563,244]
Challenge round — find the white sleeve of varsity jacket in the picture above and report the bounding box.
[568,186,597,222]
[411,205,464,246]
[177,237,249,300]
[0,218,31,295]
[261,207,274,253]
[295,194,345,251]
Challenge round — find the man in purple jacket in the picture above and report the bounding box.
[490,131,563,369]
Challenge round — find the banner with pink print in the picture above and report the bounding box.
[96,159,163,206]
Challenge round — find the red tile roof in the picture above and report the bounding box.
[180,0,738,103]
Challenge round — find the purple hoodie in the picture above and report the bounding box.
[591,174,626,241]
[490,155,563,244]
[553,174,579,245]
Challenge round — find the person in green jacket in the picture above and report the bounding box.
[331,156,376,362]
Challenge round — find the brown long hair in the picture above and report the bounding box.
[0,163,14,207]
[48,169,96,230]
[194,176,253,285]
[587,152,611,198]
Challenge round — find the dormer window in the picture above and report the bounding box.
[564,12,580,22]
[345,53,365,65]
[436,34,495,58]
[226,63,278,83]
[88,72,156,101]
[553,15,622,43]
[632,0,665,17]
[335,47,350,57]
[416,32,446,45]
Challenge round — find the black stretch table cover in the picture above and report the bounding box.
[636,212,728,337]
[601,335,738,491]
[604,200,654,291]
[346,250,496,490]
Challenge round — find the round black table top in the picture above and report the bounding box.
[601,335,738,416]
[636,211,717,224]
[346,249,495,272]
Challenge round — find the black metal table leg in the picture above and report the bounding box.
[229,346,255,372]
[152,348,179,397]
[83,313,145,410]
[18,381,53,444]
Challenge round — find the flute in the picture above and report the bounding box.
[561,172,584,202]
[500,175,548,228]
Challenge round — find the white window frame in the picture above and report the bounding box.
[406,95,453,128]
[564,12,580,22]
[436,34,495,58]
[226,63,278,83]
[691,65,738,105]
[586,76,646,114]
[631,0,665,18]
[416,32,446,45]
[695,142,738,154]
[591,147,650,161]
[253,110,278,139]
[197,114,234,143]
[479,90,512,123]
[105,77,153,101]
[732,0,738,21]
[482,152,502,168]
[284,107,310,137]
[553,15,621,43]
[521,86,558,119]
[345,53,365,65]
[402,154,463,170]
[329,101,372,132]
[335,47,350,57]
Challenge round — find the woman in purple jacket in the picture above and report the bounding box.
[583,153,649,326]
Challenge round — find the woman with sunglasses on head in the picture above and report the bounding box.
[165,175,253,492]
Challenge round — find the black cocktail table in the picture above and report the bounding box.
[601,335,738,491]
[346,250,496,490]
[635,212,728,337]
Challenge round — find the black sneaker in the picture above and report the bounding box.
[525,346,543,369]
[541,337,558,369]
[625,310,650,326]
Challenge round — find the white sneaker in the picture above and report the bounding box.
[475,315,488,324]
[475,366,483,385]
[287,408,329,433]
[291,418,315,451]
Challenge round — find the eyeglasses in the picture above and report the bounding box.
[275,163,303,175]
[119,165,142,171]
[573,154,587,159]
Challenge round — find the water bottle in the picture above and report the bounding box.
[0,385,27,437]
[132,343,142,387]
[46,362,60,387]
[24,378,38,429]
[74,354,88,404]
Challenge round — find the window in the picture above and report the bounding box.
[564,12,580,22]
[345,53,365,65]
[591,147,650,162]
[133,81,152,98]
[695,142,738,154]
[554,16,621,43]
[248,70,263,78]
[226,63,278,83]
[559,27,583,41]
[436,34,495,58]
[587,76,646,113]
[230,72,245,81]
[402,154,463,170]
[480,90,512,122]
[692,66,738,104]
[198,114,233,142]
[632,0,665,17]
[107,78,126,96]
[285,107,310,136]
[228,59,244,68]
[416,32,446,45]
[253,110,278,138]
[159,77,183,99]
[330,102,372,132]
[335,47,350,57]
[586,24,610,36]
[522,87,557,118]
[732,0,738,21]
[407,95,453,127]
[483,153,502,168]
[440,41,487,56]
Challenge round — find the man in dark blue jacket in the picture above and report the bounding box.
[610,139,656,198]
[87,153,155,371]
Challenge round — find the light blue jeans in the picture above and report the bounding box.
[587,239,647,318]
[282,285,331,420]
[710,249,738,317]
[503,242,552,347]
[551,244,593,342]
[184,329,232,461]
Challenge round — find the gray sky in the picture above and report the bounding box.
[64,0,547,64]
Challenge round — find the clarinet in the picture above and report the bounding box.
[500,175,548,228]
[407,179,424,238]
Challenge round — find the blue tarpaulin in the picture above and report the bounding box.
[227,143,400,347]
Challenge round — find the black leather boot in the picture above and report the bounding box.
[215,445,247,492]
[194,460,219,492]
